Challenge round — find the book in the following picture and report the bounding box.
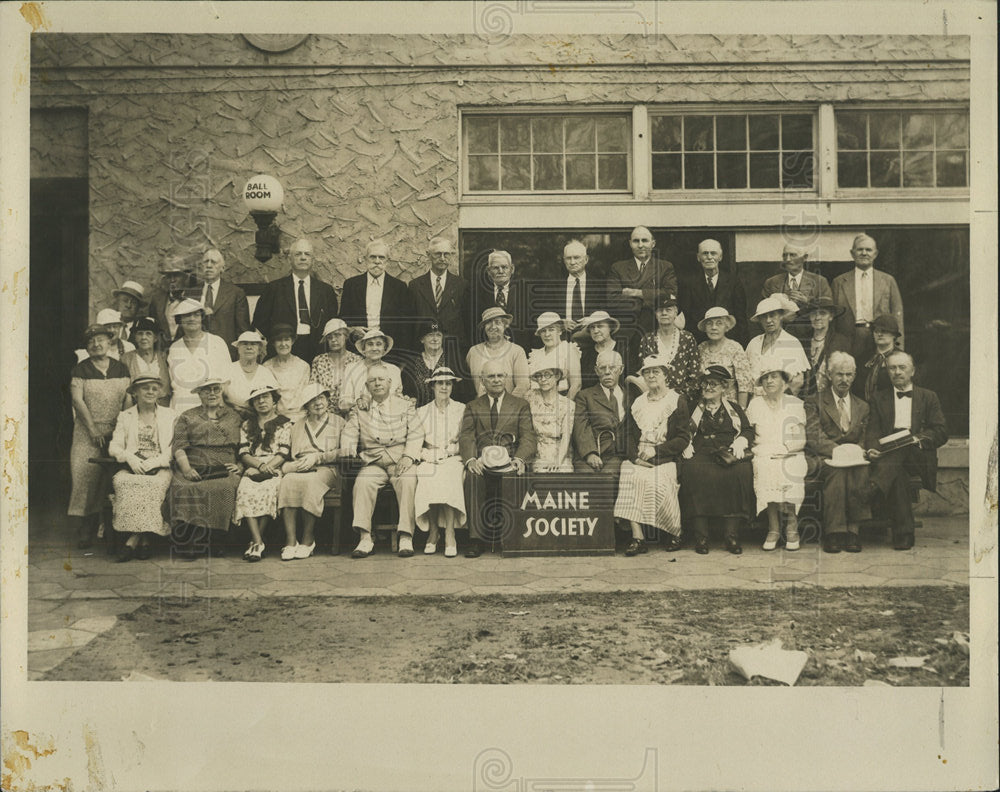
[877,429,920,454]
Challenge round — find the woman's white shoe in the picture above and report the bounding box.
[293,542,315,559]
[280,544,299,561]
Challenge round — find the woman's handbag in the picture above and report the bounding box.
[712,448,753,467]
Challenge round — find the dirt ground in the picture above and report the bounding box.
[44,586,969,685]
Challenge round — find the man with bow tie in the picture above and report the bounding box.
[761,243,832,341]
[572,350,630,481]
[865,351,947,550]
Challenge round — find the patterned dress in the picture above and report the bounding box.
[277,414,345,517]
[697,339,754,402]
[526,390,575,472]
[110,409,174,536]
[527,341,582,396]
[638,329,702,404]
[745,394,807,511]
[309,350,362,413]
[234,415,293,522]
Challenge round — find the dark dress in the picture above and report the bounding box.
[399,348,471,406]
[679,400,755,519]
[637,330,702,404]
[578,336,637,391]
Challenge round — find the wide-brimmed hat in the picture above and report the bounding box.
[529,356,565,381]
[95,308,124,326]
[755,357,791,384]
[479,306,514,328]
[84,323,116,342]
[480,445,515,473]
[534,312,565,335]
[298,382,331,408]
[248,383,281,403]
[231,330,267,348]
[132,316,159,335]
[700,365,733,383]
[803,296,846,319]
[268,323,296,341]
[751,295,797,323]
[192,375,230,392]
[572,310,621,340]
[638,355,671,375]
[354,327,394,354]
[425,366,461,384]
[698,306,737,333]
[127,374,162,394]
[321,318,350,339]
[169,298,210,319]
[825,443,870,468]
[871,314,901,337]
[112,281,146,304]
[159,255,193,274]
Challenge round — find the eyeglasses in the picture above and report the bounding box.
[532,371,557,380]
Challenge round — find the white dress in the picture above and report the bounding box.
[745,394,807,511]
[745,330,809,393]
[167,332,233,413]
[225,361,279,413]
[527,341,581,395]
[264,356,311,423]
[413,399,467,533]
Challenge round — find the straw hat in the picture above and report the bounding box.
[126,374,163,394]
[479,306,514,328]
[755,357,791,384]
[697,306,737,333]
[750,295,797,323]
[83,323,116,342]
[572,310,621,340]
[169,298,210,319]
[825,444,870,468]
[529,356,565,381]
[298,382,331,408]
[534,312,565,335]
[95,308,123,326]
[354,327,394,354]
[321,318,350,339]
[480,445,515,473]
[425,366,461,383]
[112,281,146,304]
[231,330,267,348]
[192,375,230,392]
[248,383,281,403]
[638,355,671,375]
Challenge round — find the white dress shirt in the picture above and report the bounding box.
[366,274,384,330]
[854,267,874,323]
[787,273,801,292]
[892,387,913,430]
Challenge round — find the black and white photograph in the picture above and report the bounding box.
[2,2,996,790]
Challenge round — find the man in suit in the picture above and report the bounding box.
[831,233,904,362]
[197,248,251,359]
[761,243,832,341]
[408,236,470,355]
[804,351,871,553]
[339,239,414,360]
[865,351,948,550]
[459,358,537,557]
[607,226,678,345]
[252,237,339,362]
[340,363,424,559]
[573,350,630,484]
[529,240,606,337]
[678,238,749,345]
[471,249,532,350]
[147,255,202,346]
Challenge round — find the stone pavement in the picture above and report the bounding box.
[27,516,968,679]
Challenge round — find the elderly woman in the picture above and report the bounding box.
[338,328,404,412]
[402,319,468,407]
[263,324,311,423]
[697,307,753,408]
[166,298,232,413]
[613,355,692,556]
[168,375,242,559]
[745,358,808,551]
[575,310,633,391]
[679,366,755,555]
[68,324,131,548]
[74,308,136,363]
[856,314,900,401]
[800,297,851,398]
[121,316,171,407]
[413,367,467,557]
[309,318,361,414]
[745,295,809,397]
[225,330,279,417]
[528,312,582,399]
[278,383,345,559]
[467,307,530,398]
[632,294,701,404]
[108,375,176,561]
[526,360,575,473]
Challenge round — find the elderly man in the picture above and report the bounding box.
[147,255,201,346]
[831,234,904,361]
[252,237,340,361]
[472,249,532,349]
[531,240,606,335]
[761,243,832,341]
[805,351,871,553]
[608,226,678,343]
[408,236,470,353]
[573,350,629,479]
[678,238,749,345]
[197,248,250,356]
[865,351,947,550]
[459,359,537,557]
[339,239,414,357]
[341,363,424,559]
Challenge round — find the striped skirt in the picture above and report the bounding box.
[613,460,681,536]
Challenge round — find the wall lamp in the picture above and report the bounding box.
[243,174,284,263]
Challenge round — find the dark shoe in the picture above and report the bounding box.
[843,535,862,553]
[823,533,845,554]
[464,540,483,559]
[893,533,914,551]
[694,540,709,555]
[624,538,648,557]
[115,545,134,563]
[135,542,152,560]
[725,539,743,555]
[662,535,683,552]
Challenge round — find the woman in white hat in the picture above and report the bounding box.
[309,318,361,415]
[413,367,467,556]
[744,357,808,550]
[526,359,575,473]
[121,316,172,407]
[745,295,809,397]
[166,298,232,413]
[263,323,311,423]
[613,355,692,556]
[467,307,530,398]
[278,382,345,559]
[225,330,279,417]
[337,328,404,412]
[234,383,293,561]
[632,294,702,404]
[107,375,176,561]
[527,312,582,399]
[696,306,753,408]
[574,310,631,390]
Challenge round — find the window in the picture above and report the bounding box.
[650,112,814,190]
[836,110,969,189]
[464,113,630,193]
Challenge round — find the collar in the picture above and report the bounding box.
[488,392,504,408]
[368,273,382,284]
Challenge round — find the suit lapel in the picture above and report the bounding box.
[842,273,857,314]
[821,389,841,426]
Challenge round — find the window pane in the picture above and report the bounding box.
[837,112,867,150]
[499,117,530,152]
[902,151,934,187]
[597,117,628,152]
[651,153,682,189]
[869,113,900,149]
[651,116,682,152]
[467,117,498,153]
[902,113,935,149]
[500,154,530,190]
[716,153,746,188]
[598,154,628,189]
[749,152,779,188]
[532,118,563,153]
[716,116,746,151]
[936,150,967,187]
[685,116,714,152]
[870,151,901,187]
[685,153,714,188]
[533,154,563,190]
[565,118,595,153]
[782,115,813,150]
[838,151,868,188]
[936,114,969,148]
[749,115,779,150]
[782,151,814,188]
[565,154,596,189]
[468,155,499,190]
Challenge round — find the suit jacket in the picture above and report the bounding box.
[146,282,202,347]
[408,270,471,350]
[527,272,607,330]
[865,385,947,492]
[252,273,339,361]
[340,394,423,467]
[678,269,749,345]
[202,279,251,353]
[831,268,905,348]
[804,388,870,472]
[761,269,832,305]
[459,392,537,464]
[800,331,853,398]
[607,257,678,336]
[572,383,630,461]
[472,278,533,350]
[339,272,413,352]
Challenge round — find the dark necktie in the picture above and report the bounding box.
[490,397,499,431]
[706,274,715,292]
[297,279,310,324]
[495,288,507,310]
[607,388,621,424]
[434,275,443,308]
[204,283,215,312]
[571,277,583,322]
[896,391,912,399]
